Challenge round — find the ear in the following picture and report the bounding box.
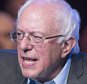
[61,38,76,58]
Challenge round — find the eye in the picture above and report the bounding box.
[31,33,44,43]
[17,31,21,36]
[11,32,17,42]
[33,35,43,39]
[33,32,44,38]
[16,31,24,40]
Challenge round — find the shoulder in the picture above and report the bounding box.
[0,50,25,84]
[0,50,18,69]
[71,52,87,72]
[71,52,87,64]
[67,52,87,84]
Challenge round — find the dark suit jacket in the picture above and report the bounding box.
[0,50,25,84]
[0,50,87,84]
[67,52,87,84]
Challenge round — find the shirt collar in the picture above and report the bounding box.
[53,57,71,84]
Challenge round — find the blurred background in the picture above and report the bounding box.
[0,0,26,49]
[0,0,87,53]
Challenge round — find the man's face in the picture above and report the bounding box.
[17,5,64,81]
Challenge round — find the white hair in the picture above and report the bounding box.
[17,0,81,54]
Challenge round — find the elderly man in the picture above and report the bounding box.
[11,0,87,84]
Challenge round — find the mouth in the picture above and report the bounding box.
[22,57,38,61]
[21,56,39,68]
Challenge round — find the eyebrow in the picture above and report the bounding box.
[16,29,24,32]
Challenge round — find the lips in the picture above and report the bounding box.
[21,56,38,68]
[22,57,38,61]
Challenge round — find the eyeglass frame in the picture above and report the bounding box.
[10,30,66,45]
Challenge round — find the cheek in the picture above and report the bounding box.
[46,43,62,65]
[36,45,52,68]
[36,44,57,70]
[52,45,62,59]
[36,43,62,76]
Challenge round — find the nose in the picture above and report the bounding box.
[19,37,33,51]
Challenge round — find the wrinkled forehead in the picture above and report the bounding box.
[17,3,64,35]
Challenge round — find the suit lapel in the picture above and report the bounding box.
[21,78,27,84]
[67,53,84,84]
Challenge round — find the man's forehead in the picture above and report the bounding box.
[21,1,64,16]
[19,2,64,26]
[17,2,63,35]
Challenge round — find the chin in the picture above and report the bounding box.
[21,67,42,79]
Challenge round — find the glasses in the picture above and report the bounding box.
[10,30,64,45]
